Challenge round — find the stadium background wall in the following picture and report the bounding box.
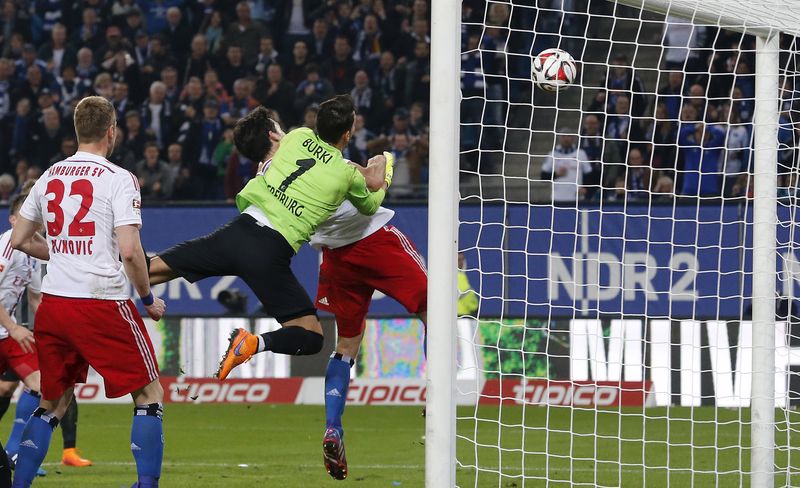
[0,202,795,318]
[5,203,800,406]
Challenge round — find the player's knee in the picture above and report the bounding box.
[302,330,324,355]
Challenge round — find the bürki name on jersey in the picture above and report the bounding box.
[301,137,334,164]
[266,184,304,216]
[47,164,107,178]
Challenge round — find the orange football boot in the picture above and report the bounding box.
[216,328,258,380]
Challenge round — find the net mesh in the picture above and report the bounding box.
[454,0,800,485]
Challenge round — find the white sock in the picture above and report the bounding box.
[257,335,266,353]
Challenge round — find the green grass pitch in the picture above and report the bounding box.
[8,404,799,487]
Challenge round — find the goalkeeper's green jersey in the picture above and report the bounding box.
[236,127,386,252]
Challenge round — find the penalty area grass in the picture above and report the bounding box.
[4,404,797,487]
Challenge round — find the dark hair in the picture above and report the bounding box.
[316,95,354,145]
[233,106,277,162]
[9,192,27,216]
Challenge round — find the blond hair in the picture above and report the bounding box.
[73,96,115,144]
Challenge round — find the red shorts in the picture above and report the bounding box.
[0,337,39,381]
[35,294,159,400]
[316,225,427,338]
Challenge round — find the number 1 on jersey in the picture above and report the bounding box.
[279,158,316,192]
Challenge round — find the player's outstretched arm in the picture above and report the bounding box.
[117,225,166,321]
[353,154,390,192]
[10,218,49,261]
[346,152,394,216]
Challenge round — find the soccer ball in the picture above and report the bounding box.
[532,48,577,92]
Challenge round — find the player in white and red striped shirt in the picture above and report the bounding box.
[9,96,166,488]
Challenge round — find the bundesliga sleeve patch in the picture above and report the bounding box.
[133,199,141,214]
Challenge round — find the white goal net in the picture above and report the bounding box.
[428,0,800,486]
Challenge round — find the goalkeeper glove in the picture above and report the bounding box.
[383,151,394,188]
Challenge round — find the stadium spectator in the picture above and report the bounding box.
[112,81,131,122]
[9,98,33,160]
[141,35,175,81]
[162,7,191,65]
[580,114,604,200]
[309,19,333,63]
[603,53,648,117]
[404,41,431,106]
[371,50,400,130]
[180,97,224,199]
[179,76,206,120]
[657,71,684,121]
[72,8,101,51]
[254,36,279,75]
[254,64,295,127]
[55,65,84,112]
[165,142,184,190]
[324,36,357,94]
[217,44,250,93]
[286,40,310,86]
[677,121,726,196]
[294,64,335,115]
[621,147,651,202]
[350,70,378,125]
[353,14,385,71]
[137,142,172,201]
[183,34,212,85]
[223,79,258,125]
[141,80,174,150]
[225,2,266,67]
[200,9,225,55]
[203,68,230,106]
[161,65,180,106]
[649,103,679,178]
[541,132,591,203]
[123,110,152,161]
[720,103,751,197]
[30,107,65,167]
[38,24,76,76]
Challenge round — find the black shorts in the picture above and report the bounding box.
[0,369,18,382]
[159,214,317,323]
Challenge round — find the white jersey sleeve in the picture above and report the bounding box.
[111,171,142,229]
[0,232,14,289]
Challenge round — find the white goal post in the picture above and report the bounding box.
[427,0,796,486]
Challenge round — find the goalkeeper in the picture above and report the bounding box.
[226,106,424,481]
[147,96,391,374]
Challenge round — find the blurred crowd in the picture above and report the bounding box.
[0,0,436,202]
[537,8,800,203]
[2,0,798,205]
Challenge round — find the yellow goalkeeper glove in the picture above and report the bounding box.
[383,151,394,188]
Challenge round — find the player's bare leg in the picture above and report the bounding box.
[216,315,324,380]
[322,331,362,480]
[147,257,180,286]
[11,388,73,487]
[129,379,164,488]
